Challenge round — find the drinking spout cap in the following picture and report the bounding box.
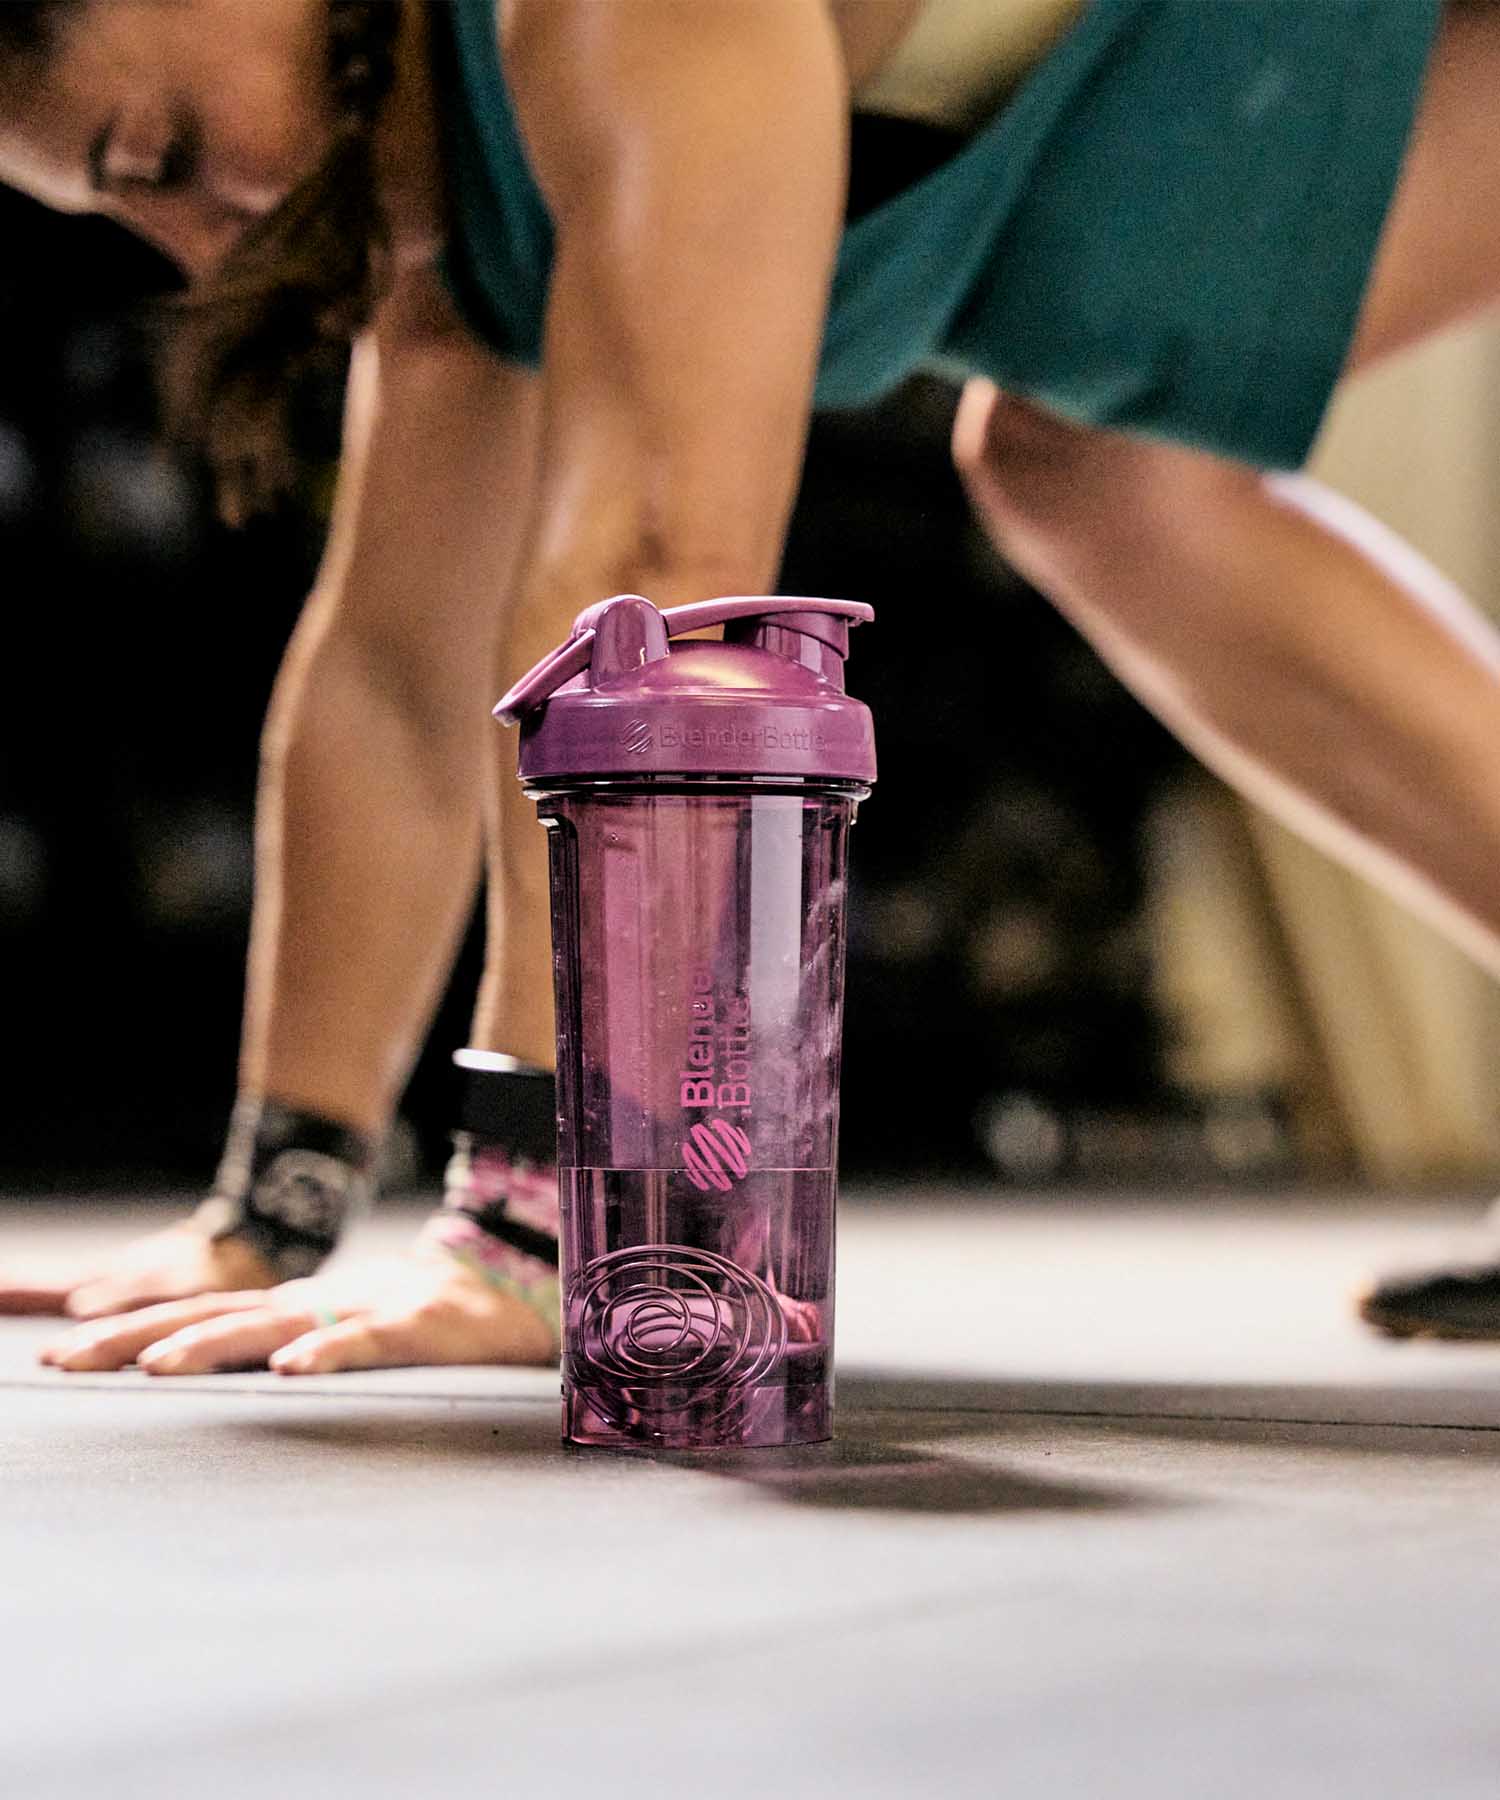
[495,595,877,785]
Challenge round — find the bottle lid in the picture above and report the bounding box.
[495,594,876,784]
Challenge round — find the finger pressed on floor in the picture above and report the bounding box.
[271,1316,412,1376]
[139,1308,330,1375]
[40,1292,271,1370]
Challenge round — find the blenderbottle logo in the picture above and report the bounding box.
[680,969,753,1191]
[622,719,653,755]
[682,1118,753,1193]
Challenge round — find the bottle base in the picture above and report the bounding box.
[563,1366,832,1451]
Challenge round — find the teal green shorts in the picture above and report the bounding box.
[821,0,1443,469]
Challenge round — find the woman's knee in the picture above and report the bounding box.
[951,379,1256,590]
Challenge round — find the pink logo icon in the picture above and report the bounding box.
[681,1119,752,1192]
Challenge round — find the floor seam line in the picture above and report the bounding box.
[855,1401,1500,1433]
[2,1378,1496,1433]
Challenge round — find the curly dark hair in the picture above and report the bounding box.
[0,0,402,522]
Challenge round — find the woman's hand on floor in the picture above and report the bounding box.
[38,1235,558,1375]
[0,1224,276,1319]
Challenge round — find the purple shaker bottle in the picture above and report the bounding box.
[496,595,876,1450]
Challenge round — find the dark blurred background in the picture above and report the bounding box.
[0,181,1363,1199]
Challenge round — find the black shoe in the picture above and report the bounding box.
[1358,1259,1500,1341]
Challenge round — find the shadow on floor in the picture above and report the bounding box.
[228,1392,1162,1519]
[837,1369,1500,1459]
[28,1355,1500,1515]
[654,1433,1159,1516]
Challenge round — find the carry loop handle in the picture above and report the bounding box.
[494,595,874,724]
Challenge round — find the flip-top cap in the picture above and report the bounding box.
[495,594,877,784]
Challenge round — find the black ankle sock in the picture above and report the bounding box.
[196,1097,379,1280]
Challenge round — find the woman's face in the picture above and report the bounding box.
[0,0,336,276]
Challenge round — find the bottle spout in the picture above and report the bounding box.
[589,594,671,687]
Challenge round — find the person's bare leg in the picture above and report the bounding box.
[952,0,1500,1330]
[954,394,1500,970]
[952,0,1500,959]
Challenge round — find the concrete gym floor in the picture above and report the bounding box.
[4,1190,1500,1799]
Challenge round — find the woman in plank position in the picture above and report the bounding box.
[1,0,1497,1369]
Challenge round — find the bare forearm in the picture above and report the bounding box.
[241,277,542,1128]
[474,541,781,1068]
[242,608,489,1133]
[469,0,847,1062]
